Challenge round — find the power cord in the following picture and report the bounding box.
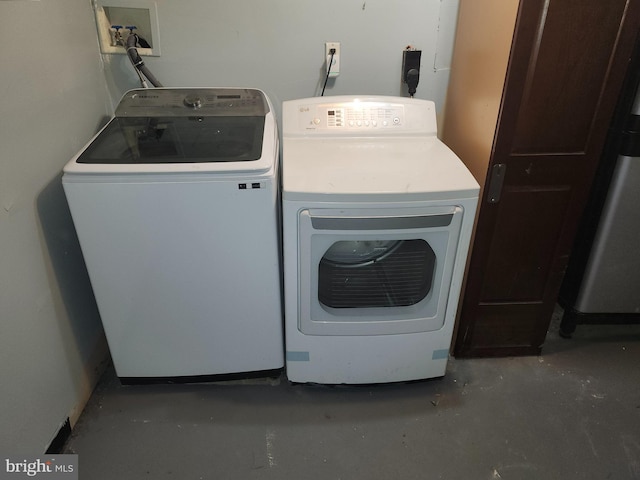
[406,69,420,98]
[321,49,336,96]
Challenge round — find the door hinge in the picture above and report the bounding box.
[487,163,506,203]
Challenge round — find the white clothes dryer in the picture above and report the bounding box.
[63,88,283,382]
[282,96,479,384]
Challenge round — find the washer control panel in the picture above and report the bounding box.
[298,102,405,130]
[115,88,269,117]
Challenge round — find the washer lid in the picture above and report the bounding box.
[64,88,278,175]
[80,88,268,165]
[75,115,265,165]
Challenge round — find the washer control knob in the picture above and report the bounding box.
[183,95,202,109]
[314,118,321,125]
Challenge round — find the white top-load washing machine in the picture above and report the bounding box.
[63,88,283,381]
[282,96,479,384]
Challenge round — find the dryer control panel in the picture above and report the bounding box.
[284,96,437,136]
[303,103,405,130]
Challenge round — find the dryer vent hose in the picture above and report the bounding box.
[126,34,163,88]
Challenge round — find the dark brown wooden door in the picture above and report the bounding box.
[454,0,640,357]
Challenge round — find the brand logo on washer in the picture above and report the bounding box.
[130,93,159,100]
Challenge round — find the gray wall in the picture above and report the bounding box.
[103,0,459,125]
[0,0,111,453]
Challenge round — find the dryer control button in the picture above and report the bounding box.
[393,117,400,124]
[313,118,321,125]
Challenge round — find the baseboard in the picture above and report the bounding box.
[68,336,110,428]
[42,336,110,454]
[45,418,71,454]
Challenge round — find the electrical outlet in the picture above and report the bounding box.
[402,49,421,83]
[325,42,340,78]
[402,48,421,96]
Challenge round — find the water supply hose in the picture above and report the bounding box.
[126,33,163,88]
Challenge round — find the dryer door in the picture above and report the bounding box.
[298,206,464,336]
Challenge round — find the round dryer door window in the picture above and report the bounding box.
[318,239,436,308]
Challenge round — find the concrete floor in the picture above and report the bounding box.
[64,313,640,480]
